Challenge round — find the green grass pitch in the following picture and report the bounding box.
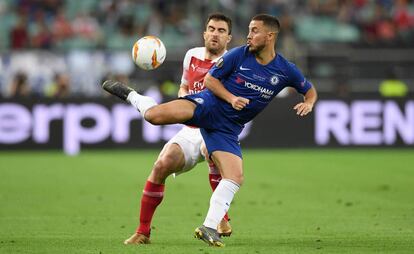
[1,149,413,253]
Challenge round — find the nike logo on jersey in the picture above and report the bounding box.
[239,65,251,71]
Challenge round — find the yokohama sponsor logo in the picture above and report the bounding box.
[244,81,274,96]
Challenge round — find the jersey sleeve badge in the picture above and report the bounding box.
[215,57,224,68]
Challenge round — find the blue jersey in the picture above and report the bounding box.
[209,45,312,126]
[183,45,313,157]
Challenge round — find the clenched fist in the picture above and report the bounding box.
[231,96,249,111]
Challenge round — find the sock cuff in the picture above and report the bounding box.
[220,178,240,192]
[143,180,165,197]
[127,91,157,117]
[126,91,138,103]
[221,178,240,188]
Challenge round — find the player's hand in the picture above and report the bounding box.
[231,97,249,110]
[293,102,313,116]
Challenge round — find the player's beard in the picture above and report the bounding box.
[206,40,224,55]
[248,43,266,55]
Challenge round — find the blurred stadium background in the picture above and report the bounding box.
[0,0,413,98]
[0,0,413,253]
[1,0,413,152]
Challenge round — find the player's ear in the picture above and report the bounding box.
[203,31,207,41]
[227,34,232,43]
[268,31,276,41]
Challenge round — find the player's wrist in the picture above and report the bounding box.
[228,95,238,105]
[303,97,315,105]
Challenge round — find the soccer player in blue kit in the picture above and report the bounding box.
[103,14,317,247]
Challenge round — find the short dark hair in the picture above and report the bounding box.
[252,14,280,32]
[205,13,232,35]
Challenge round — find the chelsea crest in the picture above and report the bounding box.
[270,75,279,86]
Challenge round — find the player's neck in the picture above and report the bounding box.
[255,48,276,65]
[205,49,225,61]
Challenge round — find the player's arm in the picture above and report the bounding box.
[288,62,318,117]
[179,49,192,97]
[178,83,189,97]
[207,46,249,110]
[204,73,249,111]
[293,86,317,116]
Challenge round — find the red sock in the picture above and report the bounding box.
[208,164,229,221]
[136,181,165,236]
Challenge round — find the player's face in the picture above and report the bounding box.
[204,20,231,55]
[247,20,271,54]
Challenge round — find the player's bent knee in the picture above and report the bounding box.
[152,159,173,180]
[236,175,244,186]
[144,108,162,125]
[225,174,244,186]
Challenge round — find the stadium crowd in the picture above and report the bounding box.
[0,0,413,97]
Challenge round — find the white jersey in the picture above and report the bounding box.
[168,47,226,174]
[181,47,225,94]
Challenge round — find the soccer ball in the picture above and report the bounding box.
[132,36,166,70]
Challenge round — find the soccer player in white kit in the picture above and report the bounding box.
[123,13,233,245]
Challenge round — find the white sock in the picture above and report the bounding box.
[126,91,157,117]
[203,179,240,230]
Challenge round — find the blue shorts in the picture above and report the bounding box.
[181,91,242,158]
[200,128,242,158]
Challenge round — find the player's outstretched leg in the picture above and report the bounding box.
[124,233,151,245]
[102,80,196,126]
[102,80,157,117]
[102,80,134,101]
[194,225,225,247]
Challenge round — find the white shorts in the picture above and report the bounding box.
[165,126,205,176]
